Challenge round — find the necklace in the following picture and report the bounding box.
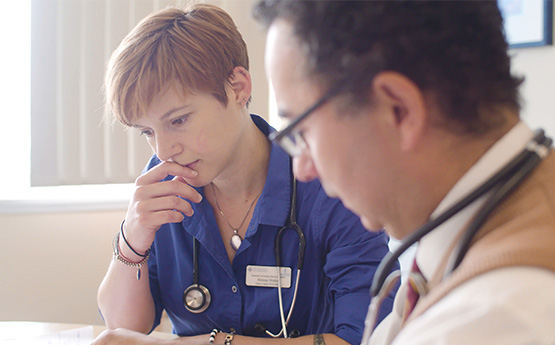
[211,183,262,251]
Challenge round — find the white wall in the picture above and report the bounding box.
[511,45,555,135]
[0,210,124,324]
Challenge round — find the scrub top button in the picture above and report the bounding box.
[231,285,238,293]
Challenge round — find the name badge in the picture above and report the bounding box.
[245,265,292,288]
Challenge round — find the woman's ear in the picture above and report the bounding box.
[371,72,427,151]
[228,66,252,107]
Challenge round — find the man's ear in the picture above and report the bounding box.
[228,66,252,106]
[372,72,427,151]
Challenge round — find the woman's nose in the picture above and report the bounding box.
[292,150,319,182]
[153,134,180,162]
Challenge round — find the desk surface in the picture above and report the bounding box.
[0,321,177,342]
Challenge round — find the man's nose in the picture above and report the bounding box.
[292,150,319,182]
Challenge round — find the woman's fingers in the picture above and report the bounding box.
[135,179,202,204]
[122,161,204,252]
[133,210,186,230]
[135,195,195,218]
[135,161,198,186]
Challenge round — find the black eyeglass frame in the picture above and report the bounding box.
[268,81,346,155]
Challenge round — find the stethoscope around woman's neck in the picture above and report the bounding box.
[361,129,552,343]
[261,177,306,338]
[182,169,306,338]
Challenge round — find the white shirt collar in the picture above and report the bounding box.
[416,121,535,279]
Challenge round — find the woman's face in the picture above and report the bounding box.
[131,83,245,187]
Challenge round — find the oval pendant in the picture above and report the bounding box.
[230,234,242,251]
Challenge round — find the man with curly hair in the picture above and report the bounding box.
[255,1,555,344]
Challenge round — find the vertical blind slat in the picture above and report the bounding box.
[127,0,156,178]
[31,0,58,187]
[105,0,133,183]
[58,0,81,185]
[82,0,106,183]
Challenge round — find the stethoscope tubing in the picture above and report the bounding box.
[361,270,402,342]
[267,177,306,338]
[185,164,306,338]
[271,268,302,338]
[370,130,551,298]
[448,144,550,272]
[363,129,552,343]
[183,238,212,313]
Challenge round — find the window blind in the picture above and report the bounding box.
[31,0,154,186]
[30,0,268,187]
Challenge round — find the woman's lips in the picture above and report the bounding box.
[186,160,199,170]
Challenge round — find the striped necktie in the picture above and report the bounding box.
[403,258,427,321]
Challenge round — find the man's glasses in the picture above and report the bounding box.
[269,82,345,156]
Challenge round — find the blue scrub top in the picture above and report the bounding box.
[146,115,396,344]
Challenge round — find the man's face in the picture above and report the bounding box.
[265,19,397,232]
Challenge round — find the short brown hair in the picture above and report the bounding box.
[105,4,249,125]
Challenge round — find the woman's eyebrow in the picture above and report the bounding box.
[159,104,191,120]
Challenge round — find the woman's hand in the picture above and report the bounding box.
[122,161,203,257]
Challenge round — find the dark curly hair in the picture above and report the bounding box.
[253,0,524,134]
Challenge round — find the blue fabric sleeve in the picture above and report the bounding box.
[147,235,165,333]
[334,292,370,344]
[315,190,396,344]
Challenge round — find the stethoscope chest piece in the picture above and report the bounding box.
[184,237,211,313]
[183,283,211,313]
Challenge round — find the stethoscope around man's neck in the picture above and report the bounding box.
[182,169,306,338]
[361,129,552,344]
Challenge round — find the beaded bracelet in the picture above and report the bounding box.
[208,329,220,344]
[112,232,150,280]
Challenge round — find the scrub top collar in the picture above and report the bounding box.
[250,114,293,228]
[178,114,293,247]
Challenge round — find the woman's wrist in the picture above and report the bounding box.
[118,232,148,262]
[208,329,236,345]
[120,219,152,257]
[112,233,150,280]
[223,332,235,345]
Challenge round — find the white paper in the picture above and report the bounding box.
[6,326,96,345]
